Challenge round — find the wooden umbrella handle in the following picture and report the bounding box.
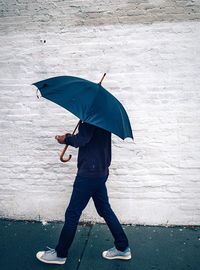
[60,144,72,162]
[60,120,81,162]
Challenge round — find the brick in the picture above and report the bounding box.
[0,1,200,225]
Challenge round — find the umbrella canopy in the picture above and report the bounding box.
[33,75,133,140]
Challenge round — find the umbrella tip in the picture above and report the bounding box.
[99,73,107,85]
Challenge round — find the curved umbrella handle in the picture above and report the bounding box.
[60,144,72,162]
[59,120,81,163]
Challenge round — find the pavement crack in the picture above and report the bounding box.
[76,224,93,270]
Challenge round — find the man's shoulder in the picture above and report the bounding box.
[81,122,111,137]
[79,122,96,135]
[81,122,95,129]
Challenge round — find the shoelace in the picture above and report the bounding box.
[107,247,117,256]
[46,246,56,254]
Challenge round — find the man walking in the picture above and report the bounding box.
[36,121,131,264]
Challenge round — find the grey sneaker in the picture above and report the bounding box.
[102,246,132,260]
[36,247,66,265]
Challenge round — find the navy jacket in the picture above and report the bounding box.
[65,122,111,178]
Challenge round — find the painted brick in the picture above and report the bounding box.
[0,1,200,225]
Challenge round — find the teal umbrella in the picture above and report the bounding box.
[33,74,133,161]
[33,74,133,138]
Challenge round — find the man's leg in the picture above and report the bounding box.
[55,176,92,257]
[92,181,129,251]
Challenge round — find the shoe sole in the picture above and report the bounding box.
[102,252,132,260]
[36,252,66,265]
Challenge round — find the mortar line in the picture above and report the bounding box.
[76,224,93,270]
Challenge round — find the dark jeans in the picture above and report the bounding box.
[55,175,129,258]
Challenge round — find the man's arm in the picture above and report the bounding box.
[56,122,95,148]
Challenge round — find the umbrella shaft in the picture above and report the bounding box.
[72,120,82,135]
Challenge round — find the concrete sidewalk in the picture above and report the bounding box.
[0,219,199,270]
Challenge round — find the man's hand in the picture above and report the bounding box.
[55,134,66,144]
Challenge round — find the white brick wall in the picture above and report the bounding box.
[0,0,200,225]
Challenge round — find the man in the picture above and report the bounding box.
[36,121,132,264]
